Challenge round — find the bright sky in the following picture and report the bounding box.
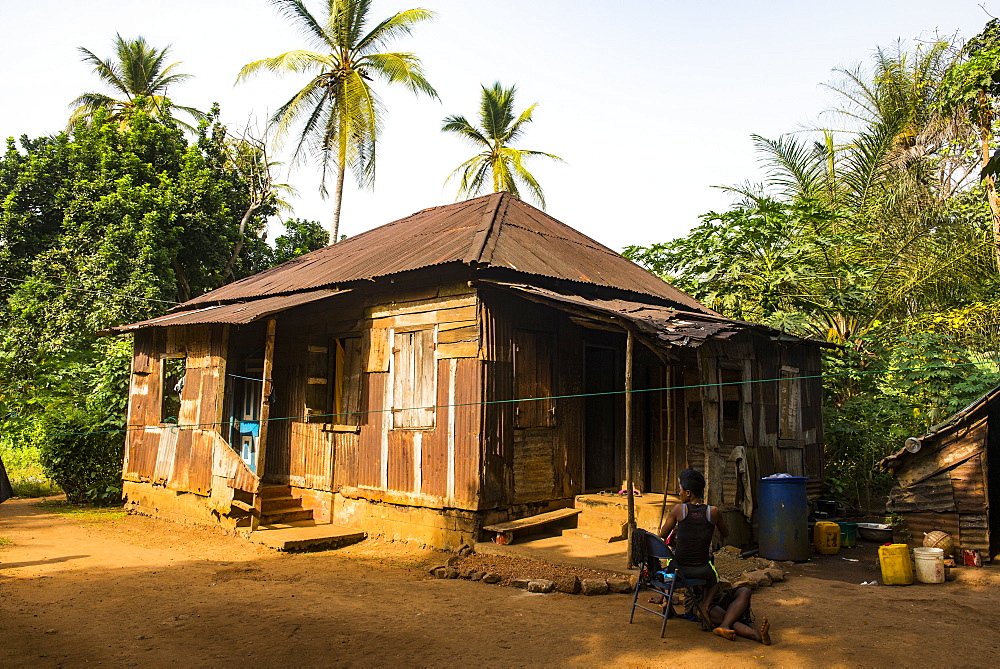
[1,1,996,251]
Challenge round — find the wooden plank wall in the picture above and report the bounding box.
[693,334,824,510]
[480,289,589,509]
[889,415,991,552]
[268,282,484,509]
[124,324,243,497]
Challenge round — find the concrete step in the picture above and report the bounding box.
[562,527,627,543]
[261,495,302,511]
[260,485,293,500]
[260,508,314,525]
[251,521,366,551]
[575,512,628,537]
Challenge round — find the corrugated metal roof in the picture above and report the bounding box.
[175,193,709,312]
[880,382,1000,471]
[104,289,347,333]
[485,282,742,348]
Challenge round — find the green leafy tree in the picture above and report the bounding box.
[627,36,1000,509]
[0,109,275,504]
[441,82,563,208]
[69,34,205,132]
[238,0,438,244]
[272,218,328,265]
[939,19,1000,271]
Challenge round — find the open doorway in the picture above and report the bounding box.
[584,346,620,491]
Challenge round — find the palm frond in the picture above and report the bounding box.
[268,0,331,48]
[237,51,333,82]
[362,52,438,99]
[355,8,436,54]
[504,103,537,144]
[752,134,823,199]
[502,147,546,208]
[441,114,490,146]
[479,82,515,141]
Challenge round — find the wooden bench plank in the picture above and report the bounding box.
[483,508,580,532]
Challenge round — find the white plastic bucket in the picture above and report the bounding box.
[913,547,945,584]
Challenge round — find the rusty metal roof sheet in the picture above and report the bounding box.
[175,193,710,313]
[880,383,1000,471]
[485,282,744,348]
[104,289,347,333]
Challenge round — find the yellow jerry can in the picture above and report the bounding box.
[878,543,914,585]
[813,521,841,555]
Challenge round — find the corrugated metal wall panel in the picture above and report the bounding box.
[901,512,960,549]
[357,372,385,487]
[289,422,334,491]
[333,431,359,488]
[959,514,990,551]
[889,471,957,512]
[952,455,987,514]
[419,359,450,498]
[454,357,483,504]
[387,430,414,492]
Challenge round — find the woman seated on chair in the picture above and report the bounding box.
[659,468,771,644]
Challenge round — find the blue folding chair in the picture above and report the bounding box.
[628,528,707,637]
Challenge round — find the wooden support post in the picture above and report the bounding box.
[251,317,276,532]
[625,327,636,569]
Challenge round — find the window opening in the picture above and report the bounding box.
[160,356,186,424]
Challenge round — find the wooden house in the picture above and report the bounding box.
[107,193,825,549]
[880,384,1000,561]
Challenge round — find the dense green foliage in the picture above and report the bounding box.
[0,109,320,503]
[626,36,1000,509]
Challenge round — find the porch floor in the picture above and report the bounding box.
[250,521,366,551]
[472,492,681,574]
[474,534,630,575]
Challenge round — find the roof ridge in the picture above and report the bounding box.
[463,192,506,264]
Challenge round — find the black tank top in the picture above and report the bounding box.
[673,503,714,567]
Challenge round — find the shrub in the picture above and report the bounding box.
[38,411,123,506]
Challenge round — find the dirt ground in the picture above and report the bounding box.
[2,497,1000,667]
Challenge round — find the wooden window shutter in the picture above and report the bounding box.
[340,337,364,425]
[304,337,330,422]
[392,329,436,428]
[778,367,801,439]
[133,330,156,374]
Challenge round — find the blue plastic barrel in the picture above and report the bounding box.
[757,476,809,561]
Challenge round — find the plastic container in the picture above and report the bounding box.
[837,522,858,548]
[913,547,945,583]
[813,521,841,554]
[758,476,809,561]
[879,543,914,585]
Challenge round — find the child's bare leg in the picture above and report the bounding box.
[732,617,771,644]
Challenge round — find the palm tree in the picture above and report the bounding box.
[442,82,563,208]
[69,34,205,132]
[237,0,438,244]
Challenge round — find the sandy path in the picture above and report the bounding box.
[2,497,999,667]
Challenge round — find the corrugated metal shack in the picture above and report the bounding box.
[880,384,1000,561]
[106,193,826,549]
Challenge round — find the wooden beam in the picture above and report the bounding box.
[625,327,636,569]
[251,317,276,532]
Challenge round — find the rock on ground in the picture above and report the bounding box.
[580,579,609,596]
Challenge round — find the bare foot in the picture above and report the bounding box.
[713,627,736,641]
[759,617,771,646]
